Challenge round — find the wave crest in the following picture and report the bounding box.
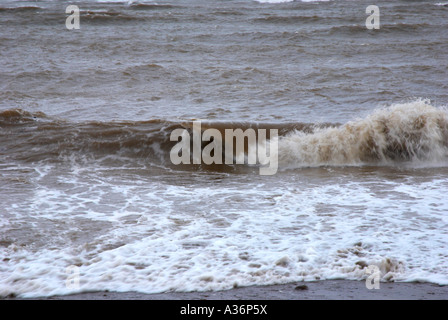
[277,99,448,168]
[1,100,447,170]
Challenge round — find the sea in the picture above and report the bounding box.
[1,0,448,298]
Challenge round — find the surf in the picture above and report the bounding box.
[276,99,448,169]
[1,99,447,171]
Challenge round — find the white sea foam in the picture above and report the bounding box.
[1,161,448,297]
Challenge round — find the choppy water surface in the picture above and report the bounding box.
[1,0,448,297]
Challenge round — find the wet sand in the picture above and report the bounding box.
[11,280,448,300]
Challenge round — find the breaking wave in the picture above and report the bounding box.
[277,99,448,168]
[1,99,447,170]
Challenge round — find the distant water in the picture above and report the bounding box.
[1,0,448,298]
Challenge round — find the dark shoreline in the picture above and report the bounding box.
[7,280,448,300]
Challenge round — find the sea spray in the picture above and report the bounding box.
[276,99,448,168]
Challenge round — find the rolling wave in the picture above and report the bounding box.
[277,99,448,167]
[1,100,447,170]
